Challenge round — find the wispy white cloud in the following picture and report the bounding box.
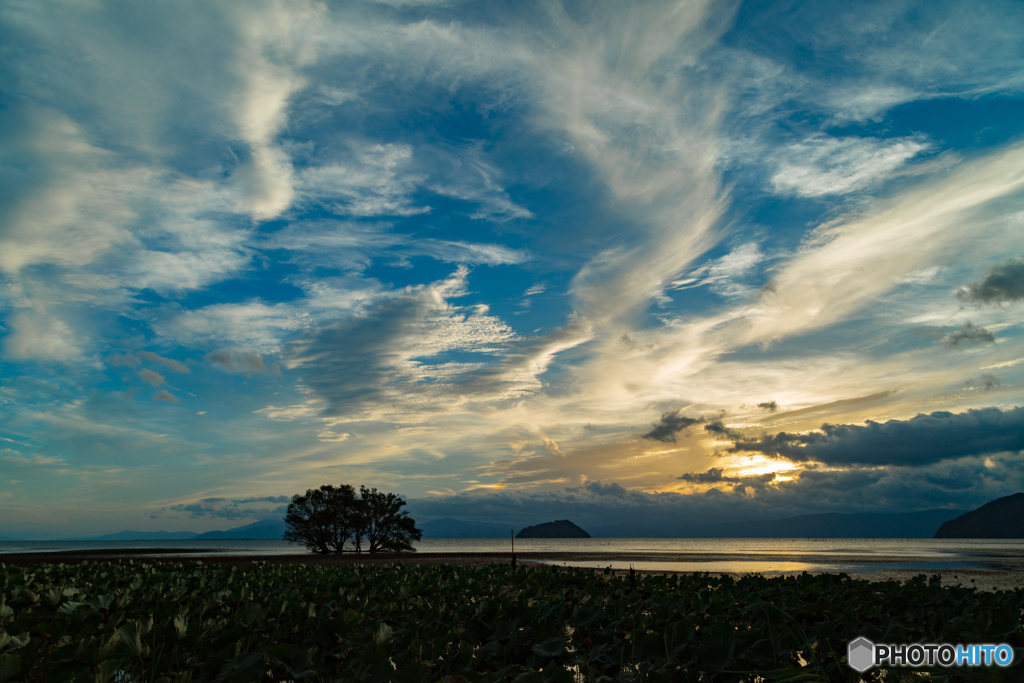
[454,316,594,402]
[296,143,430,218]
[740,142,1024,345]
[672,242,765,299]
[153,301,308,353]
[426,143,532,222]
[4,311,84,363]
[295,138,533,222]
[528,0,734,324]
[264,219,527,271]
[825,85,921,123]
[739,0,1024,123]
[229,0,324,220]
[771,135,931,197]
[524,283,546,296]
[411,240,528,266]
[0,112,140,277]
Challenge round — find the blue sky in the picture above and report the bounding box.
[2,0,1024,537]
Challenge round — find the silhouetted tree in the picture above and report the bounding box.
[283,485,336,553]
[284,484,360,554]
[283,483,421,554]
[360,486,423,553]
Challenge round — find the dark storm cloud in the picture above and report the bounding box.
[958,259,1024,304]
[408,457,1024,535]
[642,410,702,442]
[703,420,736,437]
[288,270,538,416]
[291,293,438,415]
[923,472,975,490]
[757,401,779,412]
[169,496,290,520]
[723,406,1024,466]
[408,482,784,533]
[678,467,729,483]
[678,467,776,485]
[584,481,628,497]
[453,317,592,398]
[942,322,995,348]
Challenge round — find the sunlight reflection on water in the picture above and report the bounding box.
[531,558,985,574]
[2,538,1022,574]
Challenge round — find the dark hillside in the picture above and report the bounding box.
[934,492,1024,538]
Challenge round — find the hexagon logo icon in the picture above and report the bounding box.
[848,637,875,672]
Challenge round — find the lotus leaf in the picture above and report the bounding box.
[0,653,19,682]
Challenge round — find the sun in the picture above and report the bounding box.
[720,454,801,479]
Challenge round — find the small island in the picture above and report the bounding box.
[516,519,591,538]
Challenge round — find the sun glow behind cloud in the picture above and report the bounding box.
[727,457,801,480]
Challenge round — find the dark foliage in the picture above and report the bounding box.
[0,561,1020,681]
[359,487,422,553]
[284,484,421,554]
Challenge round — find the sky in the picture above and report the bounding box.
[2,0,1024,537]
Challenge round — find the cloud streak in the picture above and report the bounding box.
[721,406,1024,467]
[169,495,290,520]
[736,142,1024,345]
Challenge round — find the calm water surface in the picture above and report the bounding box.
[3,538,1023,575]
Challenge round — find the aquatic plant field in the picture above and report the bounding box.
[0,560,1021,681]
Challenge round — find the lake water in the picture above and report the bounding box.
[3,538,1023,575]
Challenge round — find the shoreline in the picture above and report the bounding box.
[3,548,1023,591]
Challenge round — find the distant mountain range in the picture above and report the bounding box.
[934,492,1024,538]
[695,509,967,539]
[193,519,287,540]
[56,519,288,541]
[77,530,201,541]
[7,502,1002,541]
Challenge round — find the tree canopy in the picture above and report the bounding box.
[283,484,422,554]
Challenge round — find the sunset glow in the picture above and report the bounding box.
[2,0,1023,537]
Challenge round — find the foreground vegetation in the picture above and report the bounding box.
[0,560,1021,682]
